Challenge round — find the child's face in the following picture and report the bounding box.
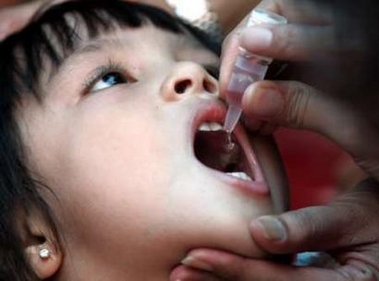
[19,24,286,280]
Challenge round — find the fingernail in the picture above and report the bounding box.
[241,27,273,49]
[245,85,283,118]
[181,256,213,272]
[256,216,286,241]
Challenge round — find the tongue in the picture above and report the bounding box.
[194,131,241,172]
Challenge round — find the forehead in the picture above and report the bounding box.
[1,1,220,107]
[36,22,220,90]
[41,8,219,65]
[34,14,220,87]
[66,24,219,62]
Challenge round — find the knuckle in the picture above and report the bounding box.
[275,32,291,54]
[357,266,379,281]
[272,25,302,59]
[218,257,249,281]
[337,120,366,151]
[288,208,321,239]
[239,258,253,281]
[283,205,344,246]
[337,266,378,281]
[283,82,311,128]
[329,194,379,244]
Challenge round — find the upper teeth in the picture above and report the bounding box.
[227,172,252,181]
[198,122,223,132]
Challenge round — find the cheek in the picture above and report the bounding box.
[40,94,175,226]
[46,112,180,265]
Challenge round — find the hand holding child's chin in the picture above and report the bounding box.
[171,25,379,281]
[169,64,379,281]
[170,179,379,281]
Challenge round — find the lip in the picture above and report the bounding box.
[191,100,269,196]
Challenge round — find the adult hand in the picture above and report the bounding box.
[171,180,379,281]
[0,0,173,41]
[219,0,337,98]
[170,80,379,281]
[0,0,42,40]
[218,0,379,179]
[169,0,379,278]
[0,0,68,41]
[220,0,377,120]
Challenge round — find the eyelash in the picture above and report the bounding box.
[82,62,219,96]
[83,62,132,95]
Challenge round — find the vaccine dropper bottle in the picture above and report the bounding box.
[223,9,287,133]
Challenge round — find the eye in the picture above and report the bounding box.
[91,72,128,92]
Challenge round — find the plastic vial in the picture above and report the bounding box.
[223,9,287,133]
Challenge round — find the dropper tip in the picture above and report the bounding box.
[223,106,242,134]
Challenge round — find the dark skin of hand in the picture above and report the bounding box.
[170,0,379,280]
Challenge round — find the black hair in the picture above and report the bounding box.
[0,1,221,280]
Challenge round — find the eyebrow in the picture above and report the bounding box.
[48,37,123,81]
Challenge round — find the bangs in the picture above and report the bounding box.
[0,3,221,278]
[0,0,187,102]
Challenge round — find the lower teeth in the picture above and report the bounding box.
[227,172,252,181]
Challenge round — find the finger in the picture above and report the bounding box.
[219,0,334,97]
[219,24,335,103]
[170,264,221,281]
[220,24,323,99]
[181,249,376,281]
[0,0,45,39]
[218,0,332,98]
[242,80,329,131]
[256,0,332,24]
[0,0,69,41]
[241,80,379,176]
[250,187,379,253]
[240,24,337,62]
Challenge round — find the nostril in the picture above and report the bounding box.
[174,79,192,94]
[204,79,217,94]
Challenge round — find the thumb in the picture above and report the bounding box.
[242,80,343,132]
[249,178,379,254]
[240,24,336,62]
[249,206,345,254]
[242,80,379,177]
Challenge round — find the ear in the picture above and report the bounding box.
[18,207,63,279]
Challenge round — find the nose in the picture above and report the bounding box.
[161,62,218,101]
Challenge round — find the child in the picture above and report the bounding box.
[0,1,288,280]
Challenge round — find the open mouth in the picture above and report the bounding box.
[194,122,255,182]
